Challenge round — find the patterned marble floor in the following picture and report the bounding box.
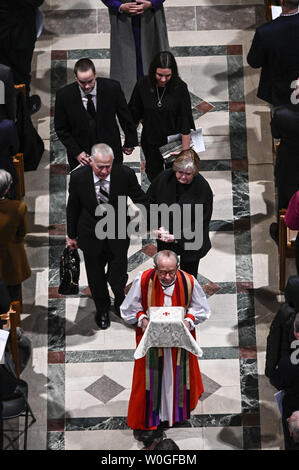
[16,0,296,451]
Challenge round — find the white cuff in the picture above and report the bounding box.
[184,317,195,331]
[137,314,149,328]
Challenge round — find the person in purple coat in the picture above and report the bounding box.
[101,0,169,100]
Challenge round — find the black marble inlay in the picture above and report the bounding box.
[64,414,242,431]
[243,426,261,450]
[215,282,237,294]
[190,413,242,427]
[66,349,135,363]
[229,112,247,160]
[209,220,234,232]
[128,250,151,272]
[170,46,227,57]
[48,299,66,351]
[49,237,67,269]
[66,416,128,431]
[227,55,245,103]
[199,160,231,172]
[47,431,65,450]
[240,359,259,414]
[232,171,251,219]
[200,347,239,360]
[50,60,67,100]
[65,347,239,363]
[67,49,111,60]
[209,101,229,112]
[47,363,65,420]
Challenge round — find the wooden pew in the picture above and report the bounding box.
[12,153,25,200]
[0,302,21,378]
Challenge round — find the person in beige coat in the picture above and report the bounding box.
[0,169,31,301]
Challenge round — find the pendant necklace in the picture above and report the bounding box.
[156,85,167,108]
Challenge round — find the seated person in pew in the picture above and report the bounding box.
[0,170,31,302]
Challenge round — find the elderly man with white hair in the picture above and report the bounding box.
[66,143,146,330]
[121,249,211,447]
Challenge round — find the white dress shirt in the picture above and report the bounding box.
[79,81,97,112]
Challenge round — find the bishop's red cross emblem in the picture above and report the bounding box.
[162,311,170,316]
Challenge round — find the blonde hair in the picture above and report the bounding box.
[172,148,200,176]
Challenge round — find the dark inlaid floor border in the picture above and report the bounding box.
[47,41,261,450]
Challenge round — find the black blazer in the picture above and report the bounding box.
[247,14,299,106]
[54,77,138,169]
[271,104,299,192]
[67,164,146,255]
[0,0,43,48]
[146,169,213,260]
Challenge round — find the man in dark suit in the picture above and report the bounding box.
[247,0,299,107]
[270,323,299,450]
[66,143,146,330]
[0,0,43,112]
[54,58,138,171]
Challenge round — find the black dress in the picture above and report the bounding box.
[129,76,195,182]
[146,169,213,277]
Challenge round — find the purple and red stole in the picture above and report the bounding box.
[140,268,194,428]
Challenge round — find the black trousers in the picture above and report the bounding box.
[141,141,165,183]
[83,242,128,313]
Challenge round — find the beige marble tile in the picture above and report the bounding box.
[203,426,243,450]
[165,427,204,450]
[201,135,231,160]
[36,33,110,51]
[195,111,230,136]
[65,429,141,450]
[200,386,241,414]
[198,294,238,347]
[199,231,236,283]
[177,56,228,102]
[201,170,233,220]
[199,358,240,386]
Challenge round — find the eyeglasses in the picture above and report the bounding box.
[157,269,177,276]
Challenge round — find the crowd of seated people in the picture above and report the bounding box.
[247,0,299,451]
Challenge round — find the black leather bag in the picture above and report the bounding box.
[58,247,80,295]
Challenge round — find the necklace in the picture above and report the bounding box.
[156,85,167,108]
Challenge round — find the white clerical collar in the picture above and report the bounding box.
[93,172,111,185]
[160,278,176,290]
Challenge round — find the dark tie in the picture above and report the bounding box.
[86,94,96,119]
[96,180,109,204]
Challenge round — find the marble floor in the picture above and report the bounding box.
[11,0,296,451]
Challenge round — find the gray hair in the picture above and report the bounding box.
[172,148,200,176]
[91,143,114,160]
[294,313,299,333]
[0,169,12,197]
[153,250,179,268]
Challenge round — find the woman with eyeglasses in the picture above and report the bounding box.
[146,149,213,277]
[129,50,195,182]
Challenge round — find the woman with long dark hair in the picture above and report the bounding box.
[129,51,195,182]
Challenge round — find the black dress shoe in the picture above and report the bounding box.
[133,429,164,446]
[270,222,279,245]
[95,311,110,330]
